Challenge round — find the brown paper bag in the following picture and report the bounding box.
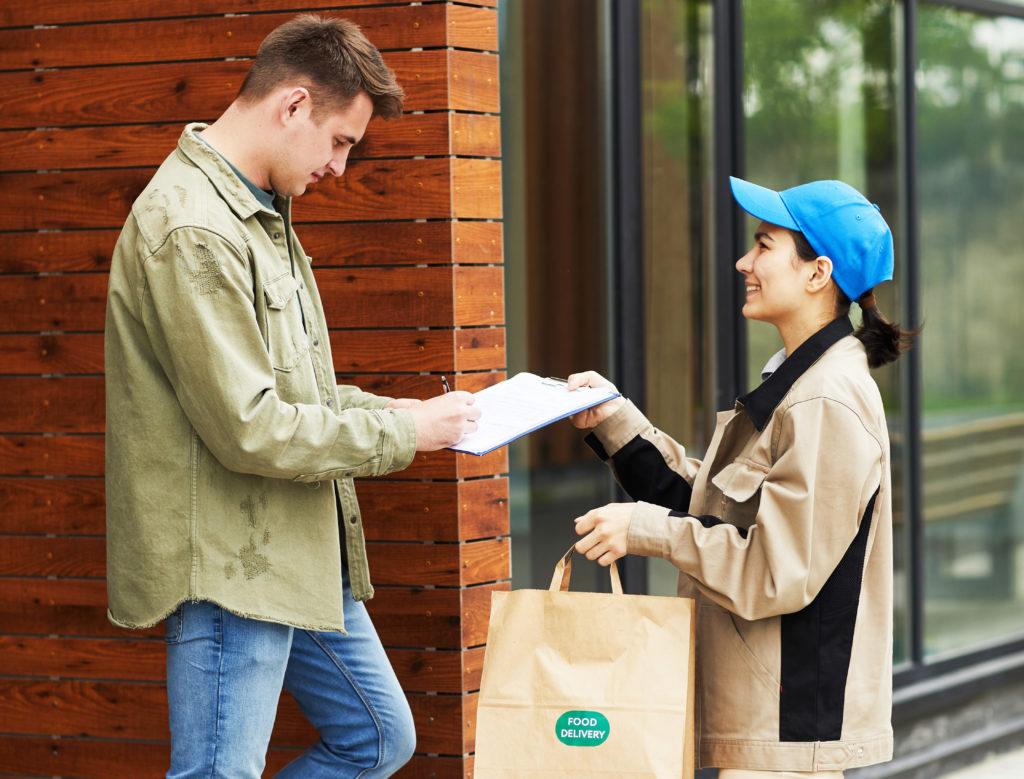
[474,547,696,778]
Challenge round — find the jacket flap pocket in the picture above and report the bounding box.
[263,273,299,310]
[711,460,768,503]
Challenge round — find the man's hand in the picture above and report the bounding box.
[408,391,481,451]
[386,398,422,410]
[566,371,626,429]
[574,502,633,566]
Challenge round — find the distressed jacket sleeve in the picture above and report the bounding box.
[627,397,882,621]
[140,226,417,481]
[336,384,393,411]
[583,399,703,513]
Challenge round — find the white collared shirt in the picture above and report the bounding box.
[761,347,788,381]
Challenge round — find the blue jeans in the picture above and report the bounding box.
[165,578,415,778]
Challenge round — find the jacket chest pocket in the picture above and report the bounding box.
[262,272,309,372]
[710,459,768,527]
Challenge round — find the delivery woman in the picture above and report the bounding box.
[568,177,914,778]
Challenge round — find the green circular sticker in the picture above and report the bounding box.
[555,710,610,747]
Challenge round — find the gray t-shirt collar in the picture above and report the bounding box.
[196,133,277,213]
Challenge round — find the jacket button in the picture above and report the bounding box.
[326,399,334,408]
[273,231,281,239]
[309,481,321,489]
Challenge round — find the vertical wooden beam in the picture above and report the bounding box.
[341,7,505,775]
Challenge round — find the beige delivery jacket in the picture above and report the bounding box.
[586,317,893,771]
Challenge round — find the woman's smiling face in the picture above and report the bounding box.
[734,221,819,326]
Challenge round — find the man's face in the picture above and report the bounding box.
[270,90,374,198]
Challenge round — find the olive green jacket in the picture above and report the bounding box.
[105,124,417,632]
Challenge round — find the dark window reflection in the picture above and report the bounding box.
[917,7,1024,657]
[500,0,613,592]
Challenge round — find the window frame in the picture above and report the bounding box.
[612,0,1024,690]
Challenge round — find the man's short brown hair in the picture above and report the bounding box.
[239,14,404,120]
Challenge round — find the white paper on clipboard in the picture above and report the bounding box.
[449,372,620,456]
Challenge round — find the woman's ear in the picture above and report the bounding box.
[806,256,834,293]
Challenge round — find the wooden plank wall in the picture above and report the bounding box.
[0,2,505,777]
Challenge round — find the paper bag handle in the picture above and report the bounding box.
[548,546,623,595]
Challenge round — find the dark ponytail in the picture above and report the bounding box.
[792,230,918,369]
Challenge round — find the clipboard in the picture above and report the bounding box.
[448,372,621,456]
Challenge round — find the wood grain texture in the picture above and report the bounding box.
[0,221,503,274]
[395,754,474,779]
[359,477,509,542]
[0,636,483,694]
[0,578,158,638]
[452,221,504,263]
[0,737,470,779]
[0,112,499,174]
[0,635,165,681]
[0,0,497,27]
[0,434,105,477]
[0,578,506,648]
[446,50,500,113]
[0,377,105,433]
[0,333,105,374]
[0,265,503,332]
[0,679,471,753]
[368,582,508,649]
[0,478,105,534]
[317,265,504,328]
[0,159,501,231]
[0,434,508,480]
[0,271,104,332]
[0,736,169,779]
[447,3,499,52]
[451,158,504,219]
[0,535,105,578]
[0,5,493,70]
[387,446,509,481]
[303,220,503,266]
[450,112,502,157]
[0,328,504,376]
[330,328,505,374]
[454,265,505,325]
[338,372,504,404]
[0,513,508,577]
[296,157,502,223]
[366,538,509,587]
[0,51,496,130]
[387,646,486,694]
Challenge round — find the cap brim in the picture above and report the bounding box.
[729,176,799,231]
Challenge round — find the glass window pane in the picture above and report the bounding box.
[917,7,1024,657]
[500,0,614,592]
[741,0,911,663]
[640,1,716,596]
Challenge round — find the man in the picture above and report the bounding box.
[104,15,480,778]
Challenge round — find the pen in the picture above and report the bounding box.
[441,375,451,394]
[541,376,570,388]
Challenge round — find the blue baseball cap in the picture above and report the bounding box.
[729,176,894,301]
